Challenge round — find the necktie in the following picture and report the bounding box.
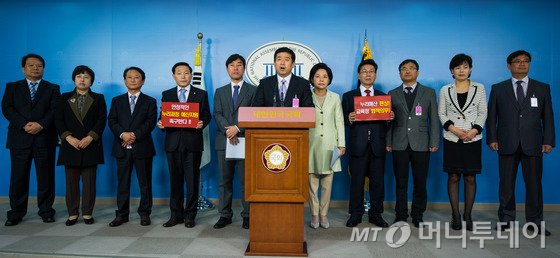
[365,89,371,96]
[280,79,286,103]
[179,88,187,103]
[29,82,38,101]
[232,85,240,108]
[516,81,524,105]
[130,95,136,114]
[405,87,413,95]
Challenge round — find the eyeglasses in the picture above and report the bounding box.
[399,67,417,72]
[511,59,530,64]
[360,70,376,75]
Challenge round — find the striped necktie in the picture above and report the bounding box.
[29,82,38,101]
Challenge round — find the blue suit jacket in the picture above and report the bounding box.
[486,78,555,156]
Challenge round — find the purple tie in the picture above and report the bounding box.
[232,85,240,108]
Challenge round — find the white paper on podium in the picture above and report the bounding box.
[225,137,245,160]
[330,146,341,169]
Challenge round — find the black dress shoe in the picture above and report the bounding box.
[84,218,95,225]
[65,218,78,226]
[185,218,195,228]
[109,217,129,227]
[242,217,249,229]
[463,214,473,231]
[451,214,462,230]
[213,217,232,229]
[346,216,362,227]
[369,216,389,228]
[393,218,407,224]
[5,218,22,226]
[496,221,511,231]
[527,224,552,236]
[140,216,151,226]
[42,217,55,223]
[412,218,423,228]
[162,218,184,227]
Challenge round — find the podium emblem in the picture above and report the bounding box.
[262,144,292,173]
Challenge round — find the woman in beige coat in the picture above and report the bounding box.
[308,63,346,229]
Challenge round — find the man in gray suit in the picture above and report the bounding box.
[213,54,256,229]
[386,59,439,228]
[487,50,555,236]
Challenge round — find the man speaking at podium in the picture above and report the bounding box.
[253,47,313,107]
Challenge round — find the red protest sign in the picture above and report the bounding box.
[161,102,199,128]
[354,95,392,121]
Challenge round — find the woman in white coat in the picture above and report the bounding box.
[438,54,487,231]
[308,63,345,229]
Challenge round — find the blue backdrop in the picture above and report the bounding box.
[1,0,559,204]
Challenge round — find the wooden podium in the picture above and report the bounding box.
[238,107,315,257]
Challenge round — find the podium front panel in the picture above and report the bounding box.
[245,129,309,203]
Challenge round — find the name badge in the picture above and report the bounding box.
[531,97,538,107]
[415,104,422,116]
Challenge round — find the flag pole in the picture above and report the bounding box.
[192,32,214,211]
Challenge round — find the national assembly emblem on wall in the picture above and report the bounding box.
[246,41,322,86]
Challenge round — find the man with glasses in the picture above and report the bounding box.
[386,59,439,228]
[342,59,391,228]
[487,50,555,236]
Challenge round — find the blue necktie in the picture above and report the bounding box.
[280,79,286,103]
[29,82,38,101]
[130,95,136,114]
[516,81,524,105]
[179,88,187,103]
[232,85,240,108]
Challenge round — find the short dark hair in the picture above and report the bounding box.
[123,66,146,80]
[399,59,419,71]
[308,63,333,86]
[21,53,45,68]
[274,47,296,62]
[507,50,532,64]
[357,59,378,74]
[72,65,95,84]
[449,53,472,78]
[172,62,192,74]
[225,54,246,67]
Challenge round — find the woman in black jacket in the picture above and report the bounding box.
[55,65,106,226]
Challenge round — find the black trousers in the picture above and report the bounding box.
[115,150,153,218]
[348,146,385,217]
[166,150,202,220]
[7,145,56,220]
[392,145,430,220]
[498,145,543,223]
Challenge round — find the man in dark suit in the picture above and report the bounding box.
[487,50,555,236]
[386,59,439,228]
[108,67,157,227]
[2,53,60,226]
[157,62,211,228]
[253,47,313,107]
[342,59,391,228]
[213,54,257,230]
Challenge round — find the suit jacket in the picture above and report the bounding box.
[342,88,388,157]
[213,81,257,151]
[2,79,60,149]
[55,90,106,166]
[108,92,157,159]
[486,78,555,156]
[387,83,440,151]
[309,90,345,173]
[161,86,211,152]
[438,81,487,143]
[252,74,313,107]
